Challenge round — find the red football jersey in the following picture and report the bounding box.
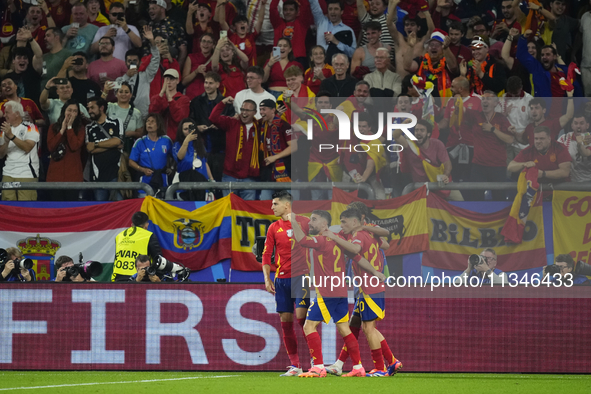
[351,229,384,295]
[298,235,347,298]
[262,215,310,278]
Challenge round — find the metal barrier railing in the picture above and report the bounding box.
[0,182,155,196]
[401,182,591,196]
[165,181,376,200]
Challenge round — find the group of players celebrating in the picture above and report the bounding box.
[262,191,402,378]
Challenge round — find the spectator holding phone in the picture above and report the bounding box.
[186,1,220,54]
[40,77,90,124]
[66,52,102,107]
[263,38,303,98]
[91,2,142,62]
[88,36,128,98]
[86,0,110,28]
[217,2,266,67]
[61,3,99,55]
[304,46,334,95]
[104,81,144,154]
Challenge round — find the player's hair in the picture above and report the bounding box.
[340,208,362,221]
[272,190,292,203]
[529,98,546,109]
[55,255,74,270]
[365,21,382,32]
[132,211,149,227]
[204,71,221,83]
[555,254,575,268]
[533,126,551,137]
[347,201,371,221]
[246,66,265,78]
[312,210,332,225]
[284,65,303,79]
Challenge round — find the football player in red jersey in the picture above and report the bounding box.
[293,210,385,378]
[262,190,310,376]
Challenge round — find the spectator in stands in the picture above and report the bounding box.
[391,118,460,201]
[85,96,123,201]
[4,28,43,106]
[357,0,395,50]
[91,2,142,62]
[234,66,275,119]
[529,0,578,60]
[23,4,49,53]
[581,6,591,97]
[259,99,294,200]
[88,36,128,96]
[351,21,387,77]
[219,3,265,67]
[211,37,248,99]
[145,33,182,102]
[404,30,458,97]
[500,76,532,170]
[182,33,215,100]
[363,47,402,98]
[45,0,73,29]
[149,69,190,141]
[439,77,479,183]
[42,27,72,89]
[67,51,102,107]
[86,0,110,28]
[61,3,98,54]
[304,46,334,95]
[1,78,44,128]
[319,53,357,99]
[209,96,260,200]
[114,27,159,120]
[40,77,89,125]
[387,0,435,77]
[454,248,507,285]
[0,101,40,201]
[546,254,590,285]
[515,93,574,146]
[310,0,357,63]
[464,92,515,201]
[471,20,497,47]
[508,126,571,194]
[172,118,213,201]
[189,72,234,184]
[145,0,187,68]
[491,0,521,42]
[460,36,506,95]
[128,113,173,197]
[446,21,472,64]
[516,30,582,99]
[104,82,144,154]
[186,2,219,54]
[0,247,35,282]
[263,38,303,98]
[46,99,86,201]
[558,113,591,183]
[278,66,314,124]
[270,0,312,67]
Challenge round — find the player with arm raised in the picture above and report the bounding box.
[262,190,311,376]
[292,210,369,378]
[324,208,402,377]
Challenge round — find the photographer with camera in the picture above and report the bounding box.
[0,248,35,282]
[454,248,508,285]
[54,255,85,282]
[544,254,590,286]
[112,211,162,282]
[130,255,162,283]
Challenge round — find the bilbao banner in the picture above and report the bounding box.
[423,193,546,273]
[553,191,591,263]
[0,284,590,373]
[0,199,144,281]
[329,187,429,256]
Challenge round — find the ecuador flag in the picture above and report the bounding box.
[329,186,429,256]
[141,195,232,271]
[423,193,546,272]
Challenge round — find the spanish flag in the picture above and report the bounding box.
[501,167,540,244]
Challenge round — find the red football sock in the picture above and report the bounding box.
[305,332,323,366]
[343,333,361,365]
[381,339,396,366]
[371,348,385,371]
[351,326,361,340]
[281,322,300,368]
[297,318,306,332]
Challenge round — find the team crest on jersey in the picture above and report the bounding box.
[282,26,294,39]
[172,218,205,250]
[287,229,293,237]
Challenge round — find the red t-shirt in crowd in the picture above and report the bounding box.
[269,0,313,59]
[265,60,303,88]
[47,0,72,28]
[405,138,450,183]
[467,110,513,167]
[304,64,335,95]
[185,52,213,100]
[191,21,220,54]
[445,95,482,148]
[229,31,259,67]
[513,140,572,183]
[218,63,245,99]
[522,117,562,145]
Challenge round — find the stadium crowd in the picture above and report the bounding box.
[1,0,591,201]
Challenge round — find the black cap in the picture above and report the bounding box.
[259,99,277,109]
